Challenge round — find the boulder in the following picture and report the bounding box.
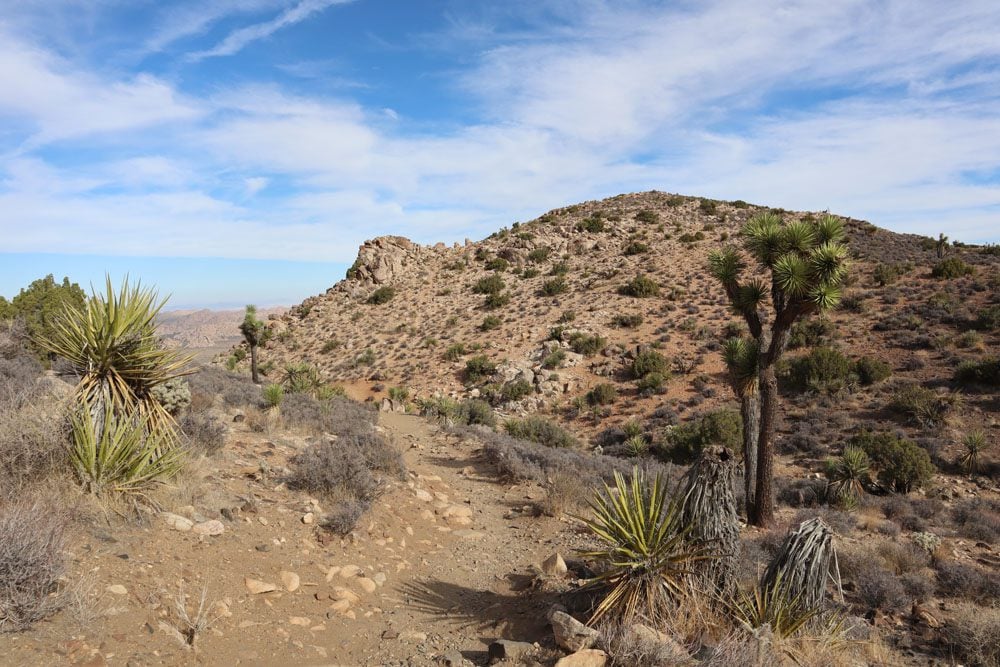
[550,611,599,651]
[554,649,607,667]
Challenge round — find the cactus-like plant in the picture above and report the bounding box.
[708,213,849,526]
[239,305,270,384]
[958,430,988,476]
[824,446,870,505]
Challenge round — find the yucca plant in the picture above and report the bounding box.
[38,277,191,493]
[824,446,870,505]
[958,430,988,476]
[580,467,709,625]
[728,573,818,638]
[623,434,649,457]
[69,401,183,495]
[262,383,284,409]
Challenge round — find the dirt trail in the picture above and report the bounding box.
[2,412,580,667]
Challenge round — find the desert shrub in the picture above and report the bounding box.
[504,415,578,448]
[876,539,930,575]
[954,357,1000,387]
[632,349,669,379]
[788,318,835,349]
[931,257,974,279]
[577,216,605,233]
[464,355,497,383]
[935,561,1000,603]
[619,274,660,298]
[784,346,854,394]
[178,412,226,456]
[944,603,1000,667]
[854,357,892,385]
[387,386,409,402]
[550,261,570,276]
[569,333,607,356]
[0,275,86,363]
[366,286,396,304]
[187,366,261,409]
[951,499,1000,543]
[611,313,643,328]
[623,241,650,256]
[287,431,404,534]
[0,333,43,410]
[320,339,340,353]
[660,408,741,464]
[587,383,618,406]
[262,383,284,408]
[634,209,659,223]
[480,315,502,331]
[542,348,566,369]
[472,274,505,295]
[637,372,668,394]
[823,446,870,505]
[540,470,591,517]
[851,430,935,493]
[0,499,68,632]
[872,262,910,286]
[0,405,66,497]
[501,379,533,402]
[890,384,961,426]
[443,343,466,361]
[540,277,569,296]
[520,268,540,279]
[459,399,496,427]
[856,565,909,613]
[483,292,511,309]
[484,257,509,272]
[527,247,551,263]
[974,305,1000,331]
[280,393,377,437]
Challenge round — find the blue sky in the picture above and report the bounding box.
[1,1,999,308]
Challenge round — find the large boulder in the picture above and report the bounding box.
[349,236,420,285]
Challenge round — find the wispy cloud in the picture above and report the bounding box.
[188,0,353,61]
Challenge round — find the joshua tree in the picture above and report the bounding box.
[240,305,270,384]
[936,233,949,259]
[709,212,849,526]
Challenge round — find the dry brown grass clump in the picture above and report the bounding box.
[944,603,1000,667]
[0,498,69,632]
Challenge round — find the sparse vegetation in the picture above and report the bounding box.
[366,285,396,304]
[619,274,660,297]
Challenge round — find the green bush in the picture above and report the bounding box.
[974,305,1000,331]
[500,379,533,402]
[788,317,835,349]
[321,339,340,353]
[569,333,606,356]
[480,315,502,331]
[587,383,617,406]
[619,274,660,298]
[637,372,668,393]
[444,343,466,361]
[541,277,569,296]
[698,199,717,215]
[387,386,409,402]
[367,286,396,304]
[484,292,511,309]
[661,409,741,464]
[473,274,505,295]
[632,349,669,379]
[577,216,605,233]
[931,257,974,279]
[151,377,191,415]
[527,247,551,263]
[0,274,87,363]
[611,314,643,328]
[623,241,649,256]
[955,357,1000,386]
[891,384,961,426]
[263,383,284,408]
[504,415,578,448]
[854,357,892,385]
[785,346,854,393]
[634,209,659,224]
[542,348,566,369]
[461,399,496,426]
[484,258,509,272]
[851,431,934,493]
[873,262,910,286]
[520,268,540,279]
[465,355,497,383]
[550,261,570,276]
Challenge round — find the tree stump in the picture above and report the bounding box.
[761,517,833,611]
[680,445,739,595]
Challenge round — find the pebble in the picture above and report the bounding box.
[161,512,193,532]
[289,617,311,626]
[542,552,568,576]
[106,584,128,596]
[244,578,277,594]
[280,571,300,592]
[192,520,225,536]
[302,512,314,524]
[339,565,362,578]
[357,577,377,594]
[414,489,433,502]
[398,630,427,643]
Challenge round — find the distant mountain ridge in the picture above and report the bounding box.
[157,306,286,350]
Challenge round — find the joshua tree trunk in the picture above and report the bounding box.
[681,445,740,595]
[739,391,759,517]
[249,344,260,384]
[752,364,778,527]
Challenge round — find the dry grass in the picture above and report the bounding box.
[944,602,1000,666]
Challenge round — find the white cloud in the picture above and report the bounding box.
[188,0,353,61]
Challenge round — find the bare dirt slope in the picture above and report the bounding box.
[2,411,579,667]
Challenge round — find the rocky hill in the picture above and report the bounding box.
[235,191,998,445]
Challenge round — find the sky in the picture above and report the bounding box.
[1,0,999,308]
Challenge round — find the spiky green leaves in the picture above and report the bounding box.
[708,247,744,286]
[240,304,270,347]
[773,253,811,298]
[580,467,709,624]
[723,338,759,396]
